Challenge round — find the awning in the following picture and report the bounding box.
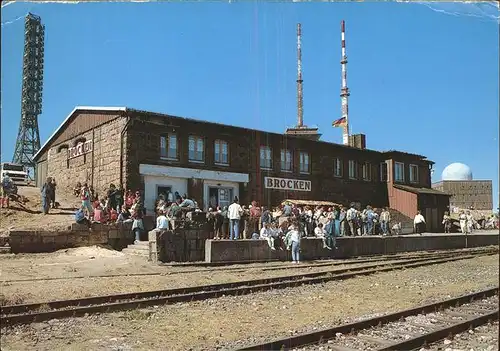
[281,199,341,207]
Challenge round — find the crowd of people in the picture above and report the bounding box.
[35,179,499,263]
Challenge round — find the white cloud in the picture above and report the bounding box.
[414,1,500,23]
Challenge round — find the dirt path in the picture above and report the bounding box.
[0,186,81,234]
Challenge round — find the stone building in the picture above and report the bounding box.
[432,162,493,211]
[33,106,450,231]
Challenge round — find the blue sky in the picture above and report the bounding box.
[1,1,498,209]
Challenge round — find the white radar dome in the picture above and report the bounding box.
[441,162,473,181]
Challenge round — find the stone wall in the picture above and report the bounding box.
[205,233,500,263]
[3,222,134,254]
[46,116,126,198]
[149,227,212,263]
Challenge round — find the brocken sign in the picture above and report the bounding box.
[264,177,311,192]
[68,140,93,159]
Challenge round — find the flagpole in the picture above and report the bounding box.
[340,20,350,145]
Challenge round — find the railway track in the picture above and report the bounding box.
[0,249,495,326]
[238,288,499,351]
[1,247,495,283]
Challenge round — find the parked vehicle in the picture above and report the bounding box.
[1,162,29,187]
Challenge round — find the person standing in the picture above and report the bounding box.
[458,211,467,234]
[346,204,357,236]
[80,183,93,218]
[414,210,426,235]
[285,224,301,264]
[49,178,57,208]
[228,197,243,240]
[442,211,452,233]
[41,177,52,215]
[380,207,391,235]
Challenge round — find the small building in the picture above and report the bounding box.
[33,106,451,231]
[432,162,493,211]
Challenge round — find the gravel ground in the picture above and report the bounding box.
[424,321,499,351]
[1,254,498,351]
[297,296,499,351]
[0,254,422,305]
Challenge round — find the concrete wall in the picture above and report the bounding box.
[205,234,499,263]
[2,222,134,254]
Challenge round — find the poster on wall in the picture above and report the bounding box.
[264,176,312,192]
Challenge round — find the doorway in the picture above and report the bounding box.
[208,187,233,209]
[157,185,172,200]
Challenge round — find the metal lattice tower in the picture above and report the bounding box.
[12,13,45,173]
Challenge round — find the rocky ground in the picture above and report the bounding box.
[1,254,498,351]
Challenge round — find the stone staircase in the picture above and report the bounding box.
[122,241,149,258]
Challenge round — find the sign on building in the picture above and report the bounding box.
[264,176,311,192]
[68,140,93,159]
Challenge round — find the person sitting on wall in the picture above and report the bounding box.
[392,222,402,235]
[260,222,275,250]
[93,204,107,224]
[156,209,169,230]
[125,190,134,209]
[75,206,91,228]
[314,223,332,250]
[117,205,132,223]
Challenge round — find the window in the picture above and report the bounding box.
[380,162,388,182]
[281,149,292,172]
[188,135,204,162]
[260,146,272,169]
[299,152,310,174]
[348,160,358,179]
[160,133,178,160]
[214,140,229,165]
[409,164,419,183]
[395,162,405,182]
[362,162,372,181]
[333,158,343,177]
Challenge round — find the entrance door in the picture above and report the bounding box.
[208,187,233,209]
[218,188,232,209]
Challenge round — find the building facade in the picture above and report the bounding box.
[33,106,450,231]
[432,180,493,211]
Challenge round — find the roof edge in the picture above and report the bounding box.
[33,106,127,161]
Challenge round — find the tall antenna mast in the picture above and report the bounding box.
[285,23,321,141]
[296,23,304,127]
[340,20,350,145]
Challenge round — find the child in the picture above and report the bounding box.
[285,224,301,264]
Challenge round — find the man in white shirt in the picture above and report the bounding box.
[156,210,169,230]
[414,210,426,235]
[346,204,357,236]
[380,207,391,235]
[228,197,243,240]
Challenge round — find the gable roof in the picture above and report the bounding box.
[33,106,126,161]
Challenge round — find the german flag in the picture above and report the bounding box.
[332,117,346,127]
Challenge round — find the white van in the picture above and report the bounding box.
[1,163,29,186]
